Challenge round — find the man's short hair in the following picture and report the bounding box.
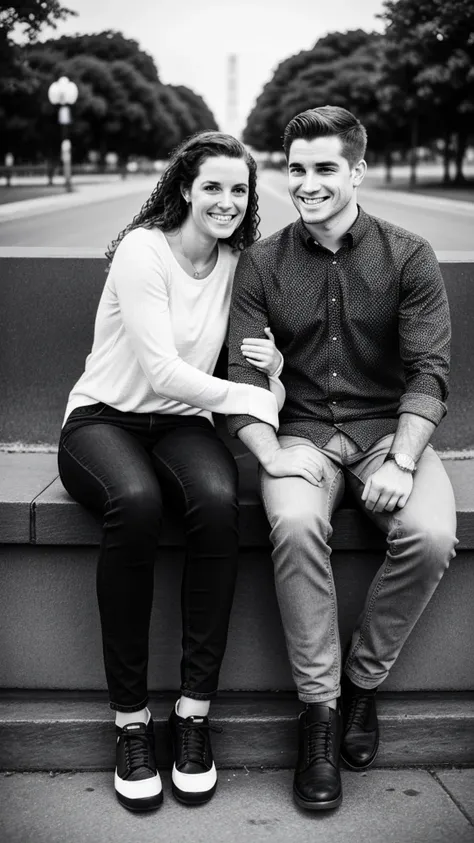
[283,106,367,168]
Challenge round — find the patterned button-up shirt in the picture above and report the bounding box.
[227,206,451,450]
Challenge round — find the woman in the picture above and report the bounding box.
[58,132,284,812]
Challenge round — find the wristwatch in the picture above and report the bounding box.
[384,452,417,474]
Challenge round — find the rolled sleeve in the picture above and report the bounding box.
[398,241,451,426]
[398,392,447,426]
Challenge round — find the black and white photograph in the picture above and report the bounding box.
[0,1,473,841]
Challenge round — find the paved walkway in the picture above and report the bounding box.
[0,177,157,223]
[1,768,473,843]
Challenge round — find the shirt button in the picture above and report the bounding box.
[332,372,337,377]
[332,336,337,341]
[331,297,336,303]
[332,401,337,405]
[332,260,337,265]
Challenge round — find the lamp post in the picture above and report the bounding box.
[48,76,78,193]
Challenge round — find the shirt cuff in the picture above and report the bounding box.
[272,350,284,378]
[398,392,447,426]
[227,414,262,437]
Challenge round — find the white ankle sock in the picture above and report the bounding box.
[177,696,210,719]
[325,698,338,710]
[115,707,150,728]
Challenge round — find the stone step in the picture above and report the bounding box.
[1,691,473,771]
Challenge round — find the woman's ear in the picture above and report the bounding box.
[180,185,190,204]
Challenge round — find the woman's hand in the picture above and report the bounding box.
[241,327,282,376]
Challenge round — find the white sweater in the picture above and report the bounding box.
[64,227,284,426]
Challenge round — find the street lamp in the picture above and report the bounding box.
[48,76,79,193]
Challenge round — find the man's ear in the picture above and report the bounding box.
[352,159,367,188]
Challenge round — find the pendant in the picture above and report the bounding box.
[193,271,200,278]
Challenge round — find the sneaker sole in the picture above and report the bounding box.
[171,781,217,806]
[293,786,342,811]
[116,790,164,812]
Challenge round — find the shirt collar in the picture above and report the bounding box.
[296,205,369,252]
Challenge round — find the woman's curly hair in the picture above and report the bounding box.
[106,131,260,266]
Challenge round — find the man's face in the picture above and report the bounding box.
[287,135,363,227]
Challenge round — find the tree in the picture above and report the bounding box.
[0,29,218,166]
[379,0,474,183]
[50,31,159,84]
[170,86,219,133]
[0,0,76,93]
[243,31,384,154]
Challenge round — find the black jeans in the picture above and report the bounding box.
[58,404,239,712]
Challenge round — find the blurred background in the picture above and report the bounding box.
[1,0,473,249]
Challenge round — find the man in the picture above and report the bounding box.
[228,106,457,811]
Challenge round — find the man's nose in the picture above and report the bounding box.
[303,172,322,193]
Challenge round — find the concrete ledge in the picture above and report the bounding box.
[0,255,473,449]
[2,452,474,549]
[0,691,473,771]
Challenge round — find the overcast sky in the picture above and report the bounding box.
[38,0,386,133]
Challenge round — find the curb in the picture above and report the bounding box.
[0,178,157,223]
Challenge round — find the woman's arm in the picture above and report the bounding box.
[112,232,279,427]
[241,328,286,411]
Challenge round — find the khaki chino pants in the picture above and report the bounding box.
[260,432,458,703]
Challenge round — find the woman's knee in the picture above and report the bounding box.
[191,470,239,522]
[106,484,163,541]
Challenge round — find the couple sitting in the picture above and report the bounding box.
[59,105,457,812]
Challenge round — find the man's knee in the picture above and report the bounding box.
[270,501,329,545]
[391,516,457,578]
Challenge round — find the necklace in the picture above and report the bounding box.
[179,229,216,278]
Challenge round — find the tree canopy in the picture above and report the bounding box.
[243,2,474,180]
[0,29,218,165]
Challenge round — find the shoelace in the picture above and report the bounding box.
[179,718,222,764]
[123,732,152,773]
[347,693,372,729]
[304,720,332,763]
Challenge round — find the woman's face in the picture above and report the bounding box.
[184,155,250,239]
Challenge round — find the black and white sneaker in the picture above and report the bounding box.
[168,704,220,805]
[114,719,163,811]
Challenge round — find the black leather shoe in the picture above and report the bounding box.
[341,675,379,770]
[293,704,342,811]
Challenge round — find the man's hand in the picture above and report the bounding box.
[362,461,414,513]
[264,445,325,486]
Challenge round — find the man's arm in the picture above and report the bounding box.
[363,242,450,513]
[362,413,435,513]
[228,249,325,485]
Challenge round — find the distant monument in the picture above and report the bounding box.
[226,54,240,139]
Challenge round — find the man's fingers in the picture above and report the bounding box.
[364,486,382,511]
[361,478,371,502]
[384,493,402,512]
[373,492,392,513]
[264,326,275,342]
[298,470,323,486]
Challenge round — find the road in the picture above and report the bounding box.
[0,169,473,251]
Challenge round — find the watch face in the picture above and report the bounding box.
[394,453,415,472]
